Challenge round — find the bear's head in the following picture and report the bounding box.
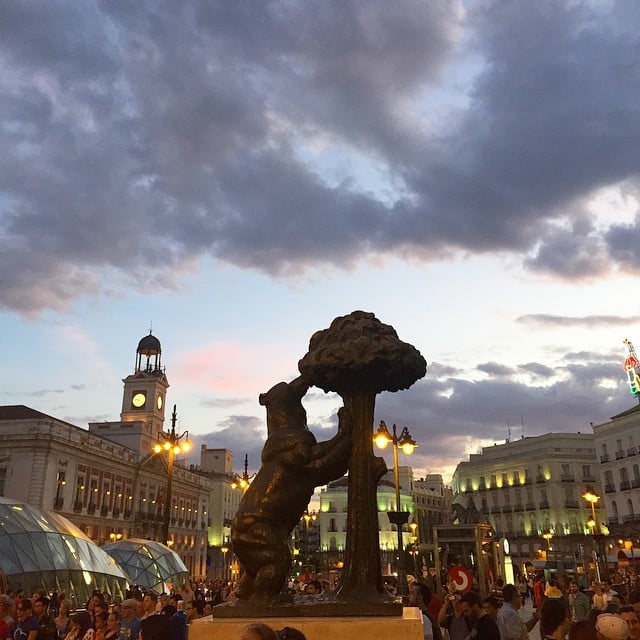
[259,376,309,435]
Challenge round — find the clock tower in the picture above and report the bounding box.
[120,332,169,439]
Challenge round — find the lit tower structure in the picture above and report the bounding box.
[623,338,640,403]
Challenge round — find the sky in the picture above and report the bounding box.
[1,0,640,484]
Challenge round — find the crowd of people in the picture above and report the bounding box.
[405,573,640,640]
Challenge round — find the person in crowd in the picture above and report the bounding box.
[568,581,592,622]
[619,606,640,640]
[54,601,71,640]
[64,612,94,640]
[239,624,279,640]
[104,613,119,640]
[497,584,539,640]
[94,613,109,640]
[139,615,171,640]
[11,599,39,640]
[460,590,500,640]
[545,580,563,599]
[438,591,472,640]
[0,595,14,640]
[595,613,630,640]
[603,582,622,607]
[140,595,157,621]
[303,581,322,596]
[569,619,598,640]
[33,598,56,640]
[183,602,203,624]
[408,582,442,640]
[539,597,571,640]
[482,596,501,623]
[627,593,640,620]
[275,628,307,640]
[117,600,140,640]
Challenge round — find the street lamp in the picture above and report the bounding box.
[231,454,255,491]
[542,530,554,550]
[409,517,419,577]
[221,543,229,582]
[374,419,418,596]
[153,405,191,546]
[583,487,602,581]
[303,509,317,576]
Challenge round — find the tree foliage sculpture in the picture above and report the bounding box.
[299,310,427,601]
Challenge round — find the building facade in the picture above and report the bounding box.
[452,432,604,565]
[592,403,640,537]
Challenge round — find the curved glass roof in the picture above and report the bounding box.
[0,497,128,606]
[102,538,188,594]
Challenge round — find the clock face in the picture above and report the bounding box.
[157,395,163,410]
[503,538,510,555]
[132,392,146,408]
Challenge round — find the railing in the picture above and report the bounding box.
[582,476,597,483]
[600,454,610,463]
[513,505,524,512]
[607,516,619,525]
[113,508,120,518]
[525,502,536,510]
[628,447,638,457]
[539,500,550,509]
[502,506,513,513]
[100,505,109,517]
[87,503,96,515]
[616,450,625,460]
[490,507,501,514]
[623,514,638,523]
[73,500,83,513]
[632,479,640,489]
[620,481,632,491]
[536,476,546,483]
[560,474,576,482]
[124,510,132,519]
[604,484,616,493]
[565,500,580,509]
[53,497,64,510]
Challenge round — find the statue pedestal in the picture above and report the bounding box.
[190,606,424,640]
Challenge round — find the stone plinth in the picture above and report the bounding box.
[190,607,423,640]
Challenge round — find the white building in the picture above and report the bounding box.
[592,403,640,535]
[452,432,603,563]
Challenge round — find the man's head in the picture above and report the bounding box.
[596,613,630,640]
[569,581,580,594]
[142,593,157,614]
[502,584,521,609]
[460,591,482,622]
[16,599,32,621]
[409,583,432,610]
[603,581,613,594]
[482,596,500,620]
[120,599,137,620]
[305,581,322,595]
[32,597,50,618]
[184,601,203,621]
[540,597,571,638]
[619,607,640,640]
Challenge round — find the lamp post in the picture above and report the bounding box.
[231,454,255,491]
[374,420,417,596]
[583,487,602,581]
[409,517,419,577]
[220,543,229,582]
[154,405,191,546]
[303,509,317,577]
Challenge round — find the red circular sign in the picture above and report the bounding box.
[448,565,473,593]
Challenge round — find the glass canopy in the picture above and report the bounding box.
[102,538,189,594]
[0,497,128,607]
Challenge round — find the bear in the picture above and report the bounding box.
[230,375,352,605]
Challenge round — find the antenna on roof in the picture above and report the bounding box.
[149,321,153,334]
[506,420,511,443]
[521,415,525,439]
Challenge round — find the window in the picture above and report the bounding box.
[582,464,592,479]
[514,470,520,484]
[0,468,6,496]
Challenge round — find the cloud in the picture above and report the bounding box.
[2,1,640,314]
[518,315,640,328]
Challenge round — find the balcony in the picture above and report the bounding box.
[53,497,64,510]
[628,447,638,457]
[620,481,632,491]
[502,506,513,513]
[582,476,597,483]
[604,484,616,494]
[490,507,501,514]
[564,500,580,509]
[73,500,83,513]
[525,502,536,510]
[623,514,639,523]
[513,505,524,512]
[536,476,546,484]
[87,503,96,515]
[100,505,109,517]
[633,479,640,489]
[560,474,576,483]
[600,454,610,463]
[124,510,132,519]
[539,500,550,509]
[616,451,625,460]
[200,521,206,529]
[608,517,619,526]
[112,508,120,518]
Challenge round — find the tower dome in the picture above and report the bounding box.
[137,333,161,356]
[135,331,162,374]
